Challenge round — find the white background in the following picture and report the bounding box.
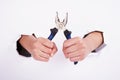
[0,0,120,80]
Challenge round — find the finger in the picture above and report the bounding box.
[63,44,80,53]
[50,42,58,57]
[68,49,85,58]
[38,50,50,59]
[38,37,53,48]
[62,47,69,58]
[39,43,52,54]
[63,52,69,58]
[70,56,85,62]
[32,53,49,62]
[63,37,82,48]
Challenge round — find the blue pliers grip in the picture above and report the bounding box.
[64,29,78,65]
[48,28,58,40]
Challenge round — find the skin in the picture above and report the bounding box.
[19,31,103,62]
[19,35,57,62]
[63,31,103,62]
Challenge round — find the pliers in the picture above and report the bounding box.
[48,12,78,65]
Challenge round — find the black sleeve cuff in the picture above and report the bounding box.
[16,34,36,57]
[16,39,31,57]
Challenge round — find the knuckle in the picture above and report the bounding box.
[49,48,52,52]
[49,42,54,48]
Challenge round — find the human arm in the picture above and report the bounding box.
[62,31,104,62]
[17,34,58,62]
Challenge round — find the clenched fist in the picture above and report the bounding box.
[19,35,58,62]
[63,37,90,62]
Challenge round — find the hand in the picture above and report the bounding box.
[31,37,57,62]
[20,35,58,62]
[62,37,90,62]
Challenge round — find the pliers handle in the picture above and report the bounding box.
[48,28,58,40]
[64,29,78,65]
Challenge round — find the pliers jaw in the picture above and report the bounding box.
[55,12,68,30]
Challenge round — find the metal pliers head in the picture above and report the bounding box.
[55,12,68,30]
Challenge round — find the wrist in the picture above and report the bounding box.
[83,31,103,53]
[83,38,93,53]
[16,34,36,57]
[19,34,36,50]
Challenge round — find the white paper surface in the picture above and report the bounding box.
[0,0,120,80]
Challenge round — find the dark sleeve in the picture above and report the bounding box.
[16,34,36,57]
[83,31,106,53]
